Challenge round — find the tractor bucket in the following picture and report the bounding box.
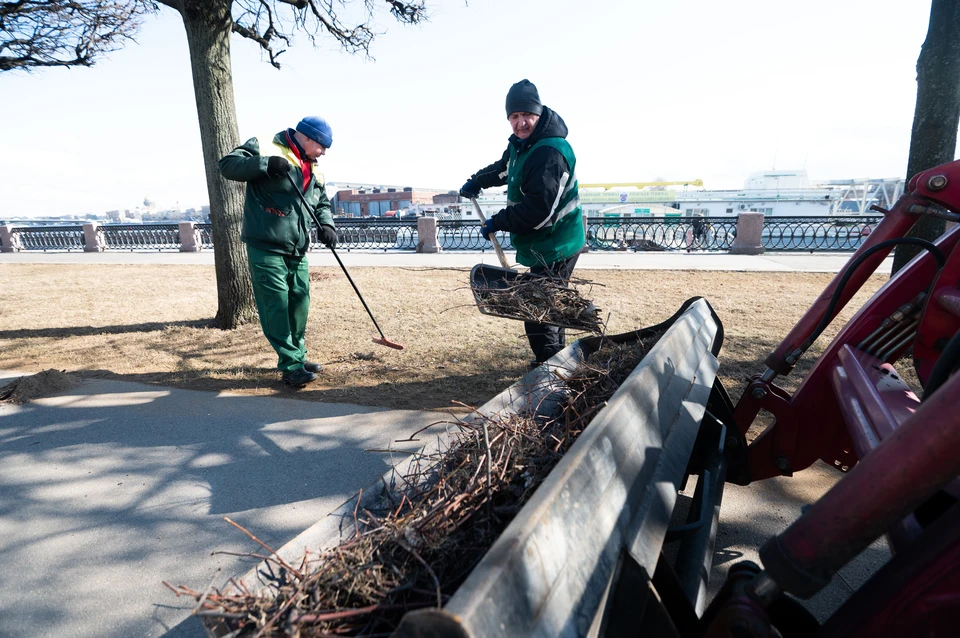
[203,297,737,637]
[395,297,732,636]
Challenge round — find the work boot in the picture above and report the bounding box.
[281,367,317,387]
[303,361,323,373]
[528,359,543,370]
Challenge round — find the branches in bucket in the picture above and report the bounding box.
[473,274,605,333]
[167,330,663,636]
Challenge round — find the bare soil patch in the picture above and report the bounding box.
[0,264,890,411]
[0,369,77,403]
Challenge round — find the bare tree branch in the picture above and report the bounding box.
[385,0,425,23]
[2,0,429,72]
[227,0,291,67]
[0,0,156,72]
[227,0,428,64]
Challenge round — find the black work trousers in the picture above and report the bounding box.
[524,254,580,363]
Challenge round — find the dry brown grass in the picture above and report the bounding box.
[0,264,890,411]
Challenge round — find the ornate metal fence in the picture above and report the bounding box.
[585,216,738,251]
[311,218,418,251]
[436,220,514,251]
[13,225,85,251]
[101,224,181,251]
[197,223,214,249]
[761,216,882,251]
[6,215,884,253]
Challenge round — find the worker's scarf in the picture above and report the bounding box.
[285,129,312,191]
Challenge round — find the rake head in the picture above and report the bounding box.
[373,337,405,350]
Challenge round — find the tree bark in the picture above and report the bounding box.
[174,0,257,328]
[891,0,960,273]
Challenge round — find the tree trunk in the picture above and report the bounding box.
[175,0,257,328]
[891,0,960,273]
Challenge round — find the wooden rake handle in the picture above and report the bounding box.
[470,197,510,269]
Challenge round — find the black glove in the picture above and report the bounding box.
[459,178,481,199]
[266,156,291,178]
[318,224,338,248]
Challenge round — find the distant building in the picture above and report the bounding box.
[335,186,447,217]
[433,191,461,205]
[142,208,187,222]
[106,209,140,222]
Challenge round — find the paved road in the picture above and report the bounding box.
[0,247,895,273]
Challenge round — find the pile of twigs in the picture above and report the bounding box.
[167,333,660,636]
[473,276,603,333]
[566,337,658,417]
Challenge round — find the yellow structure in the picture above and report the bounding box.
[578,180,703,189]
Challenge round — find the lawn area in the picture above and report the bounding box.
[0,264,889,411]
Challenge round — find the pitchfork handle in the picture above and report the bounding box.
[471,197,510,269]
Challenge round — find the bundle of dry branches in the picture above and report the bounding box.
[473,276,604,333]
[565,337,659,417]
[167,331,661,636]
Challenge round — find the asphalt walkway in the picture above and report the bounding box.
[0,371,455,637]
[0,247,895,273]
[0,251,891,636]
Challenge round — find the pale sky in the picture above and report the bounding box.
[0,0,938,217]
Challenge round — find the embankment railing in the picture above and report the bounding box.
[1,216,882,253]
[100,223,181,251]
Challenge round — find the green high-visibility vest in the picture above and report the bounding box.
[506,137,584,267]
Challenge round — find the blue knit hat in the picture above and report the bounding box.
[296,116,333,148]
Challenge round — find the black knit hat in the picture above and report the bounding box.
[505,79,543,116]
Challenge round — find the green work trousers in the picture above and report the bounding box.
[247,245,310,372]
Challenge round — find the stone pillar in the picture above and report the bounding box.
[178,221,201,252]
[82,222,105,253]
[730,212,765,255]
[416,215,441,253]
[0,224,21,252]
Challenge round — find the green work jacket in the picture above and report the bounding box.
[507,137,584,266]
[219,131,333,256]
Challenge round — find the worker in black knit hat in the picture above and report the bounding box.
[219,116,337,387]
[459,80,585,367]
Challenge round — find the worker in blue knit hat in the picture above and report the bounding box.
[459,80,585,367]
[219,116,336,387]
